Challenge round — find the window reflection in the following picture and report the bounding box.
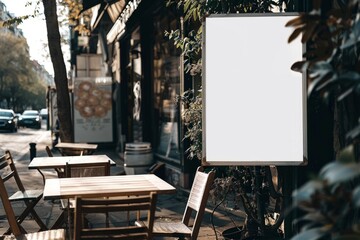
[153,13,181,160]
[130,27,142,142]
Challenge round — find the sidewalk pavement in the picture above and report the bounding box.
[0,131,245,239]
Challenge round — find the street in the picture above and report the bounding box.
[0,120,50,160]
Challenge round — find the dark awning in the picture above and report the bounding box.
[82,0,126,31]
[81,0,123,13]
[81,0,104,13]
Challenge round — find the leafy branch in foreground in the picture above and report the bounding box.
[2,0,41,27]
[291,146,360,240]
[177,89,202,160]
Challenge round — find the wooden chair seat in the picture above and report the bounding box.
[137,220,192,236]
[2,229,65,240]
[136,167,215,240]
[8,189,43,201]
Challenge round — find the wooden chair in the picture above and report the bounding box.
[45,145,65,178]
[0,150,48,235]
[64,160,111,211]
[64,161,110,178]
[45,145,54,157]
[136,167,215,240]
[53,161,111,230]
[73,193,158,240]
[0,181,65,240]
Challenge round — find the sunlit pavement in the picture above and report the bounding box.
[0,129,244,239]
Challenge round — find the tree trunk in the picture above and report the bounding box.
[42,0,73,142]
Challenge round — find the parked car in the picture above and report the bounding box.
[18,110,41,129]
[40,108,48,120]
[0,109,18,132]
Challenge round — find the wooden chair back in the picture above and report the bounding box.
[0,150,26,192]
[45,145,65,178]
[74,193,158,240]
[142,167,215,240]
[0,152,24,236]
[182,166,215,239]
[65,161,111,178]
[45,146,53,157]
[55,160,110,230]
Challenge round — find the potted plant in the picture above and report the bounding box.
[209,166,285,240]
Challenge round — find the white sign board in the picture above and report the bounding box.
[74,77,113,143]
[49,90,58,131]
[202,14,307,165]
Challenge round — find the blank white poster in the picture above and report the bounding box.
[202,14,306,165]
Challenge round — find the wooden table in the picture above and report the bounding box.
[43,174,176,200]
[29,155,116,185]
[29,155,116,170]
[44,174,176,239]
[55,142,98,155]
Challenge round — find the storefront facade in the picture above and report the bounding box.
[77,0,199,188]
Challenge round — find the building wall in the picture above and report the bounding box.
[106,0,198,189]
[0,1,24,37]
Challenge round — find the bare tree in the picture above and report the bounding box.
[42,0,73,142]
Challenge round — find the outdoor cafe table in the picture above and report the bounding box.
[29,155,116,170]
[55,142,98,155]
[43,174,177,200]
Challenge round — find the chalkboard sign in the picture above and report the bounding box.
[202,14,307,166]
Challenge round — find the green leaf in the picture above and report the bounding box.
[341,34,358,49]
[332,234,360,240]
[291,61,307,73]
[293,212,328,231]
[184,0,191,12]
[309,61,333,79]
[338,145,355,163]
[307,61,334,96]
[292,180,323,203]
[320,162,360,184]
[285,16,304,27]
[336,71,360,83]
[352,186,360,208]
[288,27,303,43]
[341,19,360,49]
[301,22,317,43]
[298,212,327,223]
[346,125,360,142]
[290,226,330,240]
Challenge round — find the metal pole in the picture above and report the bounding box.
[254,166,265,236]
[29,142,36,161]
[46,86,50,131]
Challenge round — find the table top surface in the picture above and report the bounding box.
[43,174,177,200]
[29,155,116,169]
[55,142,98,150]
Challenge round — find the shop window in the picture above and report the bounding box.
[153,13,181,161]
[130,27,143,142]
